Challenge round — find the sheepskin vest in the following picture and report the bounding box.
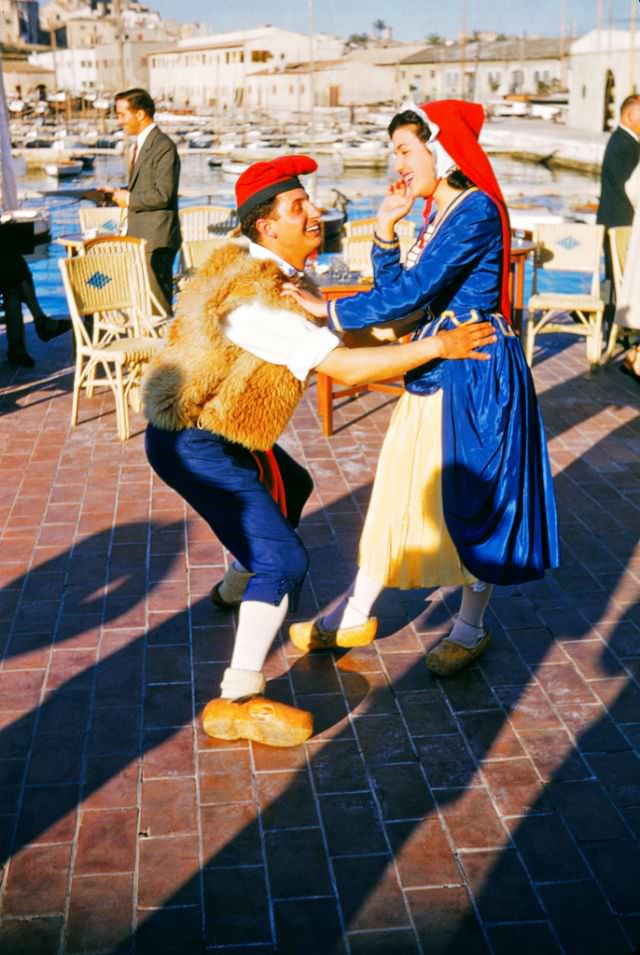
[143,242,317,451]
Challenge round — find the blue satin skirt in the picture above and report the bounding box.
[409,314,560,585]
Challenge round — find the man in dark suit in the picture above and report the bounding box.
[597,94,640,330]
[108,88,181,311]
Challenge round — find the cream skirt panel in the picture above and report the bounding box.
[358,390,477,589]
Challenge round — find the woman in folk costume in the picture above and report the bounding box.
[142,154,497,747]
[287,100,559,676]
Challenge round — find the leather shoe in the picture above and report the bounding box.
[289,616,378,652]
[34,316,72,342]
[210,581,240,610]
[425,630,492,677]
[202,696,313,747]
[7,347,35,368]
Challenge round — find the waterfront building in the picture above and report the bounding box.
[0,0,39,46]
[147,27,344,112]
[244,44,424,114]
[397,37,566,106]
[0,56,53,100]
[568,29,640,132]
[29,48,96,93]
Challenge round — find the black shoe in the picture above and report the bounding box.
[210,581,240,610]
[7,347,35,368]
[34,316,72,342]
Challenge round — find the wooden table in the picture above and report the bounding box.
[55,234,86,257]
[509,239,536,334]
[316,280,377,438]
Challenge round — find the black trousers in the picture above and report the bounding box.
[149,248,177,314]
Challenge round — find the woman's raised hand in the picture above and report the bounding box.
[434,321,497,361]
[376,179,415,239]
[281,283,329,319]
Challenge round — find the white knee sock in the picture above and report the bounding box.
[229,594,289,673]
[217,560,253,604]
[448,582,493,648]
[321,570,382,630]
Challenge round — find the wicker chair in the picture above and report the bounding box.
[524,223,605,369]
[178,205,238,241]
[83,235,169,331]
[343,217,417,277]
[78,205,127,238]
[59,254,164,440]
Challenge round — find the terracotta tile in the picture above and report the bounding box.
[0,917,63,955]
[144,683,193,728]
[494,683,563,729]
[143,725,196,777]
[3,843,72,915]
[506,813,590,882]
[332,854,410,931]
[386,817,461,888]
[255,769,318,831]
[458,710,526,761]
[488,923,562,955]
[204,866,272,947]
[15,784,79,846]
[319,792,387,856]
[459,848,544,922]
[265,828,333,898]
[406,886,488,954]
[481,758,549,816]
[67,873,134,953]
[369,763,434,820]
[201,802,261,866]
[0,670,45,708]
[415,734,479,788]
[355,714,416,764]
[138,834,200,908]
[540,880,631,954]
[141,777,197,836]
[518,727,591,781]
[435,788,507,849]
[135,907,203,955]
[75,808,138,874]
[82,757,139,810]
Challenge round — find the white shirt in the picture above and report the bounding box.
[222,242,340,381]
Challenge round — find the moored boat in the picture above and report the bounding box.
[44,160,84,178]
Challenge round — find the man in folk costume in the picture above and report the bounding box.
[142,155,497,747]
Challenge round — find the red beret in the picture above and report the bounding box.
[235,154,318,218]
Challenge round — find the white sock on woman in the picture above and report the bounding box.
[448,581,493,648]
[321,569,383,630]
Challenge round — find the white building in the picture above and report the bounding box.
[147,26,344,111]
[397,37,566,105]
[568,29,640,132]
[29,48,96,92]
[245,44,424,114]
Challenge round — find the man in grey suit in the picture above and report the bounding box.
[108,88,181,311]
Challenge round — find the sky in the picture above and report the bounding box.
[151,0,637,42]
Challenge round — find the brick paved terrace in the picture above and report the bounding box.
[0,322,639,955]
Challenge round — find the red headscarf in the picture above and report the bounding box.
[420,100,512,321]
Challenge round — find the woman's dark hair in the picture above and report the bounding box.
[388,109,430,142]
[388,109,476,191]
[239,197,278,242]
[114,87,156,118]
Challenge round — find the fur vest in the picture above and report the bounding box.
[143,242,316,451]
